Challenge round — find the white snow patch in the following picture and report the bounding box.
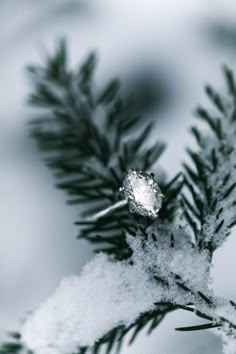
[21,252,158,354]
[21,226,211,354]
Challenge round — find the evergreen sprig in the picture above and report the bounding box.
[76,304,173,354]
[0,39,181,354]
[182,65,236,254]
[2,41,236,354]
[27,39,181,260]
[0,332,32,354]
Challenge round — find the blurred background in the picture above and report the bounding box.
[1,0,236,353]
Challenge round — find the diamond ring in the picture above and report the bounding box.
[90,169,164,221]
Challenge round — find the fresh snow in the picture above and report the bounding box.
[21,224,211,354]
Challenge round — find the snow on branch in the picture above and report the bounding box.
[21,223,212,354]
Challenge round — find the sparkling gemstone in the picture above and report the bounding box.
[120,170,163,218]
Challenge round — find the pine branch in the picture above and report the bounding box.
[1,39,182,353]
[0,332,32,354]
[80,68,236,354]
[182,66,236,254]
[74,232,236,354]
[3,41,236,354]
[26,39,181,260]
[75,305,173,354]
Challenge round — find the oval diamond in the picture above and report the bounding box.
[120,170,164,218]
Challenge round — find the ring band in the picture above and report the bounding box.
[89,169,164,221]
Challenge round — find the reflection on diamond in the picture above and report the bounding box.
[121,170,163,218]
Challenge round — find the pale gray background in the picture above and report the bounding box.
[1,1,236,353]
